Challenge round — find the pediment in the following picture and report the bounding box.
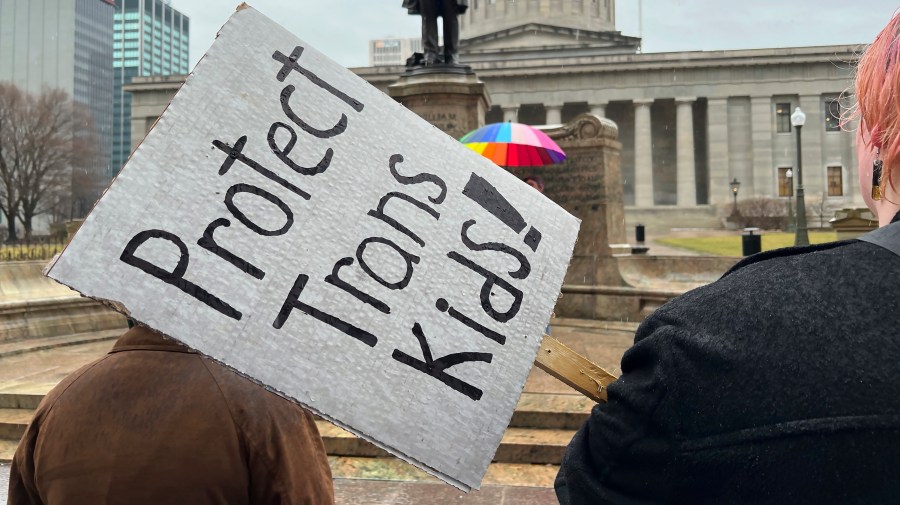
[460,23,640,53]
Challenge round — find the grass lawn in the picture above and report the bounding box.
[656,231,839,257]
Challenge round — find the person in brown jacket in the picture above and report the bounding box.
[8,325,334,504]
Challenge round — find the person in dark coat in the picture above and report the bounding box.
[555,13,900,505]
[8,326,334,505]
[403,0,469,65]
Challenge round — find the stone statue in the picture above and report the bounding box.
[403,0,469,66]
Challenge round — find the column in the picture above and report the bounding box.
[707,97,731,205]
[750,96,774,198]
[675,97,697,206]
[845,94,862,206]
[501,104,518,123]
[589,102,606,117]
[544,104,563,125]
[634,99,654,207]
[799,94,824,198]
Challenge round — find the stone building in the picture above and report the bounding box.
[112,0,190,178]
[358,0,864,228]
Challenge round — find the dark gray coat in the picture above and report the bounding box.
[403,0,469,15]
[556,236,900,504]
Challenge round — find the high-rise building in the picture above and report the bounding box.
[112,0,188,177]
[0,0,116,217]
[369,37,423,67]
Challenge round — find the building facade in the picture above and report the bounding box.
[0,0,115,217]
[112,0,188,177]
[358,0,864,223]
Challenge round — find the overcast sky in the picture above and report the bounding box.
[172,1,899,69]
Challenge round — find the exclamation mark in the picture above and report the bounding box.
[461,173,542,252]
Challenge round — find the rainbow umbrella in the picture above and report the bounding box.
[460,122,566,167]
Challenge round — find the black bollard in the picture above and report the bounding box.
[635,224,646,244]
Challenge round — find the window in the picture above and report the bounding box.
[778,167,794,197]
[775,102,792,133]
[827,166,843,196]
[825,99,841,132]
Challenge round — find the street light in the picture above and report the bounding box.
[785,168,795,232]
[790,106,809,246]
[729,178,741,217]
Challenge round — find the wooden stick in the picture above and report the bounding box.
[534,336,618,403]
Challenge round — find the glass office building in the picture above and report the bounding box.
[0,0,115,217]
[112,0,189,177]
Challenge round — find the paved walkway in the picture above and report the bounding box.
[1,464,7,505]
[334,478,556,504]
[0,464,555,505]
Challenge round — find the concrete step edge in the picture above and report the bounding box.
[0,408,32,441]
[0,328,121,358]
[0,392,44,410]
[551,317,639,332]
[328,455,558,488]
[0,438,17,463]
[316,421,574,465]
[511,392,593,429]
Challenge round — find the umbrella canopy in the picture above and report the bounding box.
[460,122,566,167]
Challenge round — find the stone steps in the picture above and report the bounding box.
[0,392,43,410]
[317,420,574,465]
[0,328,120,358]
[0,439,16,463]
[511,392,593,429]
[0,390,590,467]
[328,456,558,488]
[0,409,30,441]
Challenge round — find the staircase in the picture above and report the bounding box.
[0,316,637,490]
[0,388,591,487]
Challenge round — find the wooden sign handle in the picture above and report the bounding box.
[534,336,619,403]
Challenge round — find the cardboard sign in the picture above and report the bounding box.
[46,5,579,491]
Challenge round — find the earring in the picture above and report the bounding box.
[873,149,883,201]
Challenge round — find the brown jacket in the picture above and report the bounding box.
[9,326,334,505]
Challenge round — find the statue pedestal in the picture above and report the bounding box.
[530,114,632,320]
[388,66,490,141]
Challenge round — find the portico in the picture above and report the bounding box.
[356,0,863,216]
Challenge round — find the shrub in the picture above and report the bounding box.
[724,197,789,230]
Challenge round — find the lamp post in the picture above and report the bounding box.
[785,168,795,232]
[729,178,741,217]
[790,107,809,246]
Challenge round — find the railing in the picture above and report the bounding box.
[0,237,68,262]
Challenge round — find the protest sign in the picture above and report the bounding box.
[46,5,579,491]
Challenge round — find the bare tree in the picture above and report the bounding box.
[806,192,830,230]
[0,83,25,241]
[0,83,100,241]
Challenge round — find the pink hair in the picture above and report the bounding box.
[855,12,900,192]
